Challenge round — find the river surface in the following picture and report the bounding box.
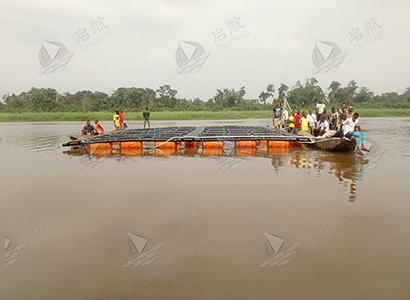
[1,118,410,300]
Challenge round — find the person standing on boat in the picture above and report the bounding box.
[347,107,355,119]
[293,110,303,133]
[272,102,283,132]
[282,108,289,130]
[321,108,331,122]
[95,120,104,135]
[143,107,150,129]
[81,120,97,135]
[113,111,120,131]
[288,111,295,133]
[300,112,310,132]
[119,109,124,130]
[307,109,317,135]
[316,99,326,115]
[330,107,339,130]
[338,102,349,115]
[342,112,369,155]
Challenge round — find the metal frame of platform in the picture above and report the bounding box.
[62,126,315,147]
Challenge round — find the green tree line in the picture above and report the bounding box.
[1,79,410,113]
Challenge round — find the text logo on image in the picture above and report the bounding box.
[5,235,25,266]
[123,233,162,268]
[38,41,74,74]
[174,41,211,74]
[311,40,347,74]
[260,233,298,268]
[213,17,249,52]
[350,17,386,52]
[76,17,113,52]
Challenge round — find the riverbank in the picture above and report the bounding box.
[1,109,409,122]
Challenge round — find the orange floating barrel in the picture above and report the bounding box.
[185,141,200,148]
[155,141,178,148]
[289,141,302,147]
[235,147,257,156]
[121,148,143,156]
[88,148,112,156]
[121,141,143,148]
[202,148,223,156]
[87,142,112,149]
[258,140,268,146]
[202,141,224,148]
[235,141,257,148]
[267,141,290,148]
[155,148,178,156]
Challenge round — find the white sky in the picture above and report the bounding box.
[1,0,409,103]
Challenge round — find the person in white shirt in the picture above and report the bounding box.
[316,99,326,115]
[282,108,289,129]
[314,115,329,136]
[342,112,369,155]
[307,109,317,135]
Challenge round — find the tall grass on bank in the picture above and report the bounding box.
[0,109,409,122]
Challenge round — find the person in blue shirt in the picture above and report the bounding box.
[272,102,283,132]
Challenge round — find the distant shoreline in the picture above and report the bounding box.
[1,109,409,122]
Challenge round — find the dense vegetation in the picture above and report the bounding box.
[1,79,410,114]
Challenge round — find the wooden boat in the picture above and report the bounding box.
[295,130,356,152]
[313,137,356,152]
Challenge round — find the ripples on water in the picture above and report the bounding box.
[1,119,410,300]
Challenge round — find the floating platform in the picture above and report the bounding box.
[63,126,312,147]
[62,126,355,152]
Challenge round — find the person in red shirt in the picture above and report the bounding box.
[119,109,124,130]
[293,110,303,133]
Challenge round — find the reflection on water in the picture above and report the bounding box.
[65,143,372,203]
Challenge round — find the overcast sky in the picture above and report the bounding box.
[1,0,409,103]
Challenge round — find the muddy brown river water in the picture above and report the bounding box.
[1,118,410,300]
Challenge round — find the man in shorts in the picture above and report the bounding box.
[143,107,150,129]
[272,102,283,132]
